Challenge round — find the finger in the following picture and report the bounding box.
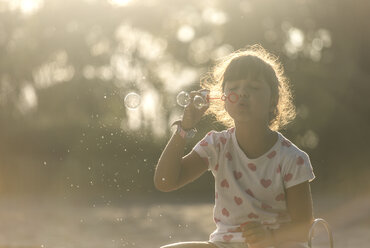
[243,227,264,237]
[247,239,266,248]
[243,230,266,241]
[245,235,261,244]
[240,221,261,229]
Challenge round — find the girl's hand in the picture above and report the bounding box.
[232,221,275,248]
[181,90,209,130]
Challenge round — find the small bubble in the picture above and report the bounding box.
[161,177,166,181]
[43,161,47,165]
[193,95,207,109]
[176,91,191,107]
[104,95,107,99]
[124,92,141,109]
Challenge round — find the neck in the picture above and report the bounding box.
[234,121,277,159]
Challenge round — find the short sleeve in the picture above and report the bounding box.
[282,151,315,188]
[192,131,219,172]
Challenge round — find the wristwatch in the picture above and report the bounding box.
[171,120,197,139]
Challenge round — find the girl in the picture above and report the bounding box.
[154,44,315,248]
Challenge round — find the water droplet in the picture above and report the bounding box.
[124,92,141,109]
[176,91,191,107]
[43,161,47,165]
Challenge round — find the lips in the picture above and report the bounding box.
[237,99,249,106]
[237,102,249,108]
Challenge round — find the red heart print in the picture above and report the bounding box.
[260,179,272,188]
[229,127,235,133]
[267,150,276,159]
[225,152,232,161]
[222,208,230,217]
[245,189,255,197]
[200,140,208,146]
[281,140,291,147]
[233,170,242,180]
[221,179,229,188]
[214,217,221,223]
[215,164,219,171]
[223,234,233,242]
[276,164,281,174]
[248,163,256,171]
[207,131,213,136]
[275,193,285,201]
[234,196,243,205]
[248,212,259,219]
[262,203,272,209]
[220,137,227,144]
[284,173,293,182]
[297,156,304,165]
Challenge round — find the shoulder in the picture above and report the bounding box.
[203,127,234,140]
[278,133,310,162]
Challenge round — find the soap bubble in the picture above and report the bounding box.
[193,95,207,109]
[124,92,141,109]
[176,91,191,107]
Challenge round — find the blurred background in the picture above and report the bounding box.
[0,0,369,247]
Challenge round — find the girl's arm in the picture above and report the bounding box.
[273,181,314,244]
[154,90,209,192]
[153,132,208,192]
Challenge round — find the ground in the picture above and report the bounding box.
[0,191,369,248]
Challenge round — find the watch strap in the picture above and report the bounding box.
[171,120,197,139]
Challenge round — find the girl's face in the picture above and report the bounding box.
[223,78,274,125]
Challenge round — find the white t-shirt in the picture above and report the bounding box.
[193,127,315,243]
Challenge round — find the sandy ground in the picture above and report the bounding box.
[0,192,369,248]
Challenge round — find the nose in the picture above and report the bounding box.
[238,87,250,98]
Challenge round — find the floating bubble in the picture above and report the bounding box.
[124,92,141,109]
[176,91,191,107]
[193,95,207,109]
